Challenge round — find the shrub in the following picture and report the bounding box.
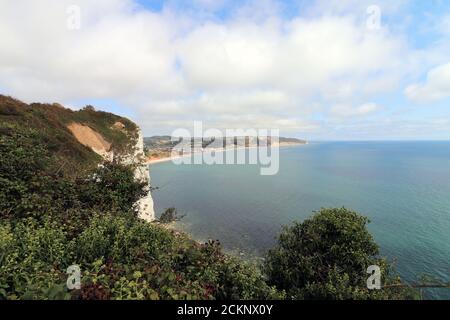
[264,207,418,299]
[75,162,147,214]
[159,207,185,224]
[0,219,70,300]
[73,215,176,265]
[73,216,280,300]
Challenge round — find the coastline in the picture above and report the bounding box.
[146,142,307,165]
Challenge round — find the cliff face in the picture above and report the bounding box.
[67,122,113,161]
[119,129,155,222]
[68,121,155,222]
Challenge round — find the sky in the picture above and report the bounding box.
[0,0,449,140]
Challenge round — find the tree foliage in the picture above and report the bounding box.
[264,208,418,299]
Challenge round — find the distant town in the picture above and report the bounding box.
[144,136,307,162]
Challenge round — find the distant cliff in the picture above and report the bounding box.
[0,95,154,221]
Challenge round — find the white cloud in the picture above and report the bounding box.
[405,62,450,103]
[179,15,405,93]
[0,0,186,103]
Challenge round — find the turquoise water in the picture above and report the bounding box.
[150,142,450,299]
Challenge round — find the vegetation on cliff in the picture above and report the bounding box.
[0,95,137,175]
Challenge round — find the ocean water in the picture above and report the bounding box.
[150,142,450,299]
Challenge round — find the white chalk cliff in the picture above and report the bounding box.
[122,129,155,222]
[68,122,155,221]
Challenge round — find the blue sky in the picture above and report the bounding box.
[0,0,449,139]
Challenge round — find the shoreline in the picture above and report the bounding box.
[146,142,307,165]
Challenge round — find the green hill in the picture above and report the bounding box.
[0,95,137,174]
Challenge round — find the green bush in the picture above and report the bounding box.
[76,163,147,214]
[159,207,185,224]
[72,216,279,300]
[0,219,70,300]
[264,207,418,300]
[73,215,176,265]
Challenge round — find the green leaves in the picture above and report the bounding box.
[264,207,416,300]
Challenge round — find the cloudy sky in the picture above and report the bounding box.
[0,0,449,140]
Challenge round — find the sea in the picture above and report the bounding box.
[150,141,450,299]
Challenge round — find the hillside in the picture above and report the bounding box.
[0,95,138,175]
[278,137,307,144]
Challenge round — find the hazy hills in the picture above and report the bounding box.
[144,135,307,156]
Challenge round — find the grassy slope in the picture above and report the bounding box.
[0,95,137,174]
